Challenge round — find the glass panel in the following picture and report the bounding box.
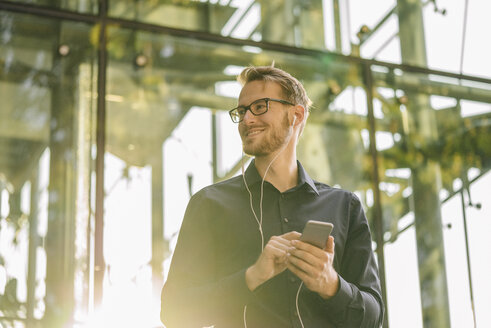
[1,2,490,327]
[6,0,98,14]
[108,0,326,50]
[372,66,491,327]
[0,11,97,327]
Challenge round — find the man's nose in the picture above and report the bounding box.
[242,108,255,123]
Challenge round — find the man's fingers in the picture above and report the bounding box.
[286,252,314,273]
[288,248,321,267]
[269,236,293,250]
[288,239,332,269]
[325,236,335,253]
[263,234,301,261]
[265,239,293,260]
[282,231,302,240]
[287,261,309,278]
[291,239,324,257]
[286,261,317,287]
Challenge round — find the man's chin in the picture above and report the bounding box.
[242,144,265,157]
[242,147,257,157]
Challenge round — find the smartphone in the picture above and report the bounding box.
[299,220,334,249]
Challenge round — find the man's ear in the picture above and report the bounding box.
[293,104,306,126]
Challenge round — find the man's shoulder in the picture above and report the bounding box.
[298,162,355,200]
[192,175,244,200]
[313,180,352,195]
[312,180,359,203]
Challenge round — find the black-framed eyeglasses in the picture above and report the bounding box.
[228,98,295,123]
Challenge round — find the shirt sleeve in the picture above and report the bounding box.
[160,189,255,327]
[320,193,385,327]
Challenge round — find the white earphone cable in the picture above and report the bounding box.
[296,281,305,328]
[242,160,264,250]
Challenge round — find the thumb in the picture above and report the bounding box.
[325,235,335,254]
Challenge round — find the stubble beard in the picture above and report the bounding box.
[241,113,292,157]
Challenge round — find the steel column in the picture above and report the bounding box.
[363,63,389,328]
[332,0,342,51]
[212,111,220,183]
[94,0,108,310]
[26,168,40,328]
[397,1,451,326]
[151,149,165,300]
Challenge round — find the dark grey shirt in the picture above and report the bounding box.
[161,161,384,327]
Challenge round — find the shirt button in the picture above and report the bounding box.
[289,276,296,283]
[283,217,289,223]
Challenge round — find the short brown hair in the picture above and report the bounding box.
[237,66,312,112]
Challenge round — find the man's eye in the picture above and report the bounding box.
[237,108,247,115]
[252,103,266,111]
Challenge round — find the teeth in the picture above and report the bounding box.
[244,128,264,137]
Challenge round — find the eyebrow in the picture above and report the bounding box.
[237,97,266,107]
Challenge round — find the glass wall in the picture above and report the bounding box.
[108,0,326,50]
[0,10,97,328]
[1,1,490,328]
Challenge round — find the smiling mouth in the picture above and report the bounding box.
[245,128,264,137]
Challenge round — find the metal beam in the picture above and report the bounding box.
[358,6,396,46]
[94,0,108,310]
[43,31,78,328]
[212,111,220,183]
[151,148,165,301]
[373,71,491,104]
[332,0,342,51]
[27,167,40,328]
[397,1,451,327]
[363,63,389,327]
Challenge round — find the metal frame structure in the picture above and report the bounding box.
[0,1,490,327]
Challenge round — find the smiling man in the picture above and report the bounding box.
[161,66,384,327]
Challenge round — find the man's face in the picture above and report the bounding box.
[238,80,293,157]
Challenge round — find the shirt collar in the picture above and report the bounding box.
[243,159,319,195]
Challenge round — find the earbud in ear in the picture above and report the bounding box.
[292,115,297,127]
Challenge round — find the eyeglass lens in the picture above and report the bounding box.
[232,99,268,122]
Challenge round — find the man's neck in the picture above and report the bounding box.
[254,151,298,193]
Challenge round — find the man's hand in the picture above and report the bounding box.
[246,231,301,291]
[286,235,339,299]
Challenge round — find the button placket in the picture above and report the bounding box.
[278,193,289,230]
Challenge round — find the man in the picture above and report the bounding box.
[161,66,384,327]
